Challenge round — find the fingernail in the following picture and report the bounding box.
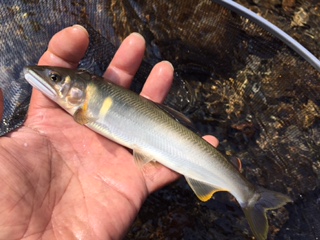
[161,60,174,70]
[130,32,144,40]
[72,24,89,36]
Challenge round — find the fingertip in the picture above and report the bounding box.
[39,25,89,68]
[129,32,146,45]
[72,24,89,37]
[156,61,174,81]
[140,60,174,103]
[161,60,174,70]
[153,60,174,92]
[149,61,174,86]
[203,135,219,147]
[162,60,174,80]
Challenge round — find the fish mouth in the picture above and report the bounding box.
[24,67,57,99]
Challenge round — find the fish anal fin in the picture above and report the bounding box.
[133,149,156,168]
[185,177,227,202]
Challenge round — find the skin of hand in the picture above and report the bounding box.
[0,25,219,239]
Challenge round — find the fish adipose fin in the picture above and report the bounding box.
[241,186,292,240]
[185,177,226,202]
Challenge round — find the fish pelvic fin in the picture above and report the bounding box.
[241,186,292,240]
[133,149,156,168]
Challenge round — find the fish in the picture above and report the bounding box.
[24,65,292,240]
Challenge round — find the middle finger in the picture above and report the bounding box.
[103,33,146,88]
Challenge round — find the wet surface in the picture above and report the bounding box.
[0,0,319,239]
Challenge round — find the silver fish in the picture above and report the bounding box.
[24,66,292,240]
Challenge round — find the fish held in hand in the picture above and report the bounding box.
[24,65,292,240]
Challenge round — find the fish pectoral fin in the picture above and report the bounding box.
[185,177,226,202]
[133,149,156,168]
[74,107,96,125]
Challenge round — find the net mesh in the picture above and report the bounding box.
[0,0,319,239]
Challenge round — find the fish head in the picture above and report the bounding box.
[24,66,88,113]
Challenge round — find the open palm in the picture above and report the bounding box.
[0,25,218,239]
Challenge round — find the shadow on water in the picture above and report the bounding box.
[0,0,319,239]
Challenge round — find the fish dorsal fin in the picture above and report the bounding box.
[185,177,226,202]
[133,149,155,168]
[155,103,200,135]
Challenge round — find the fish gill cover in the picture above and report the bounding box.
[0,0,319,239]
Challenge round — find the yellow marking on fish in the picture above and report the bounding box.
[82,98,89,112]
[65,75,72,84]
[99,97,113,117]
[198,189,228,202]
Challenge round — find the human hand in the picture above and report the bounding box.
[0,25,218,239]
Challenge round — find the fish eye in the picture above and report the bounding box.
[49,72,62,82]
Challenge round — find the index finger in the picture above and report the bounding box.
[38,25,89,68]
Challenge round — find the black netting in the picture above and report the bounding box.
[1,0,319,239]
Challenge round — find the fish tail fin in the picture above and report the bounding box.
[241,186,292,240]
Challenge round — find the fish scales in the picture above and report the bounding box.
[87,80,245,191]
